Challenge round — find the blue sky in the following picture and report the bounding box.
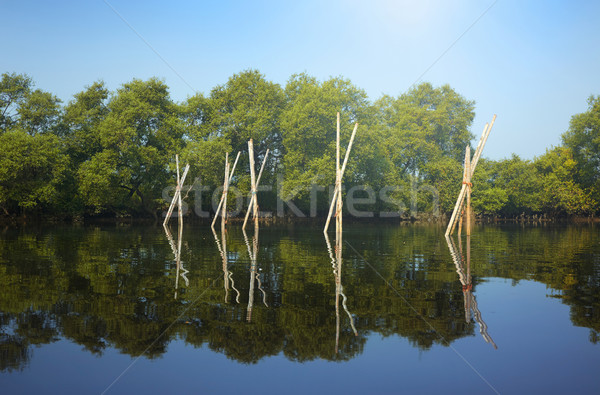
[2,0,599,159]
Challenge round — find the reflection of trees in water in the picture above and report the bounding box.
[0,224,598,371]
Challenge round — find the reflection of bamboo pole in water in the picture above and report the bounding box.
[471,294,497,348]
[446,234,497,349]
[325,232,357,354]
[254,224,268,308]
[212,227,231,303]
[213,227,240,303]
[164,220,188,300]
[457,236,471,322]
[243,224,264,322]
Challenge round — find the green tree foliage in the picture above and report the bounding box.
[0,72,33,131]
[562,95,600,200]
[0,131,68,215]
[77,78,184,218]
[280,74,370,206]
[60,81,109,163]
[0,70,598,218]
[16,89,62,135]
[535,147,596,215]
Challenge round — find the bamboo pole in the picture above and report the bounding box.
[243,148,270,230]
[465,145,472,236]
[470,115,496,175]
[211,151,240,228]
[176,155,184,228]
[247,139,259,228]
[323,122,359,233]
[221,153,230,231]
[445,115,496,236]
[458,146,470,237]
[336,113,342,239]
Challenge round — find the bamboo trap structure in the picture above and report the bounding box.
[211,151,241,229]
[164,154,190,227]
[445,114,497,237]
[325,231,358,354]
[324,113,359,234]
[446,234,497,349]
[243,140,270,230]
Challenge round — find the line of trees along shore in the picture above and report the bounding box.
[1,70,598,220]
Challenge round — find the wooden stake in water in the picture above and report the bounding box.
[243,148,270,230]
[221,153,230,231]
[458,146,470,237]
[465,145,472,236]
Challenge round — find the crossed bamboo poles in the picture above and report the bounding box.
[210,139,269,230]
[324,113,359,234]
[446,115,497,236]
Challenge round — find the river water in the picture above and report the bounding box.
[0,223,598,394]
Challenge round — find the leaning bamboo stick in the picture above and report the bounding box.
[323,122,359,233]
[243,148,270,230]
[221,154,230,230]
[336,113,341,236]
[211,151,241,228]
[465,145,472,236]
[248,140,258,228]
[470,115,496,175]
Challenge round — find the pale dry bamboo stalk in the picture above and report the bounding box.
[248,140,258,228]
[458,146,470,237]
[177,164,184,227]
[221,153,230,230]
[466,145,472,236]
[336,113,342,237]
[243,148,270,230]
[164,155,181,227]
[471,115,496,175]
[211,152,240,228]
[323,122,359,233]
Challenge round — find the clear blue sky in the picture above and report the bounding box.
[2,0,599,160]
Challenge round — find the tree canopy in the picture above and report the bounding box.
[0,70,598,219]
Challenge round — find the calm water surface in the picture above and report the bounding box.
[0,223,598,394]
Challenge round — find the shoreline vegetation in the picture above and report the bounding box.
[1,70,599,223]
